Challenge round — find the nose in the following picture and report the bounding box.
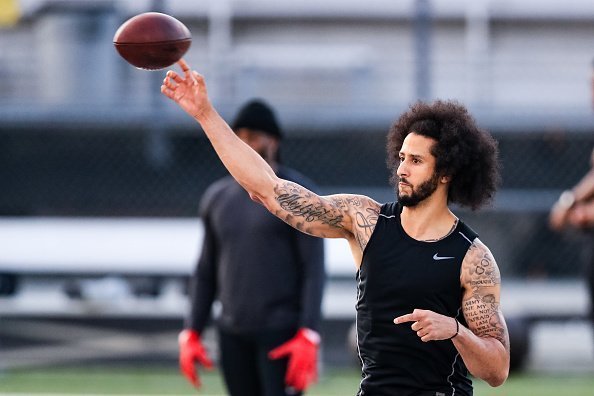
[397,159,408,179]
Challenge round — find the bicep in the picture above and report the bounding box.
[460,239,509,351]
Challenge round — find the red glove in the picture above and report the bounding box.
[268,328,320,391]
[178,329,214,388]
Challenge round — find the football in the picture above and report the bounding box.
[113,12,192,70]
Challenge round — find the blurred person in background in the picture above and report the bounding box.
[178,99,325,396]
[548,57,594,343]
[164,60,509,395]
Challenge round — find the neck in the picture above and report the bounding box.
[400,194,457,241]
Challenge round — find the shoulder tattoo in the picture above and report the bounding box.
[333,195,379,251]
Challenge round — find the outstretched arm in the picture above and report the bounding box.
[161,60,282,214]
[161,61,380,261]
[455,239,510,387]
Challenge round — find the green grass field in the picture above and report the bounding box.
[1,366,594,395]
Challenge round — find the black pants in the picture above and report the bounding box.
[219,327,303,396]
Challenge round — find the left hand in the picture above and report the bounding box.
[394,309,458,342]
[268,328,320,391]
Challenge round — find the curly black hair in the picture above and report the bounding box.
[386,100,501,210]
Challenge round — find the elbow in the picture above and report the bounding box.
[246,174,279,207]
[486,376,506,388]
[470,359,509,387]
[249,192,265,206]
[249,192,277,214]
[485,367,509,387]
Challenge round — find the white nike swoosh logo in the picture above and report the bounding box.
[433,253,455,261]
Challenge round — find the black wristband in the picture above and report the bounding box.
[448,319,459,340]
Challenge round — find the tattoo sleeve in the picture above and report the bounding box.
[273,181,347,237]
[272,181,380,248]
[461,241,509,350]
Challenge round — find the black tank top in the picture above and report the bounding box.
[356,202,477,396]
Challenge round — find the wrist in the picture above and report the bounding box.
[193,104,217,124]
[299,328,321,345]
[448,319,459,340]
[179,329,200,344]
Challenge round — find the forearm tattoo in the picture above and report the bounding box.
[462,242,509,349]
[274,181,345,236]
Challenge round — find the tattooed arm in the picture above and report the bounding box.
[454,239,510,387]
[274,182,380,264]
[161,61,380,264]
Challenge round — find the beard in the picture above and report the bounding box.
[397,172,440,207]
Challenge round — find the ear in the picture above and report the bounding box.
[440,175,451,184]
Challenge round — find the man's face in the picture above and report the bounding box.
[235,128,279,163]
[396,132,441,207]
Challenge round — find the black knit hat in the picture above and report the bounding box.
[231,99,282,139]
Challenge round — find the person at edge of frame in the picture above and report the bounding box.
[548,57,594,350]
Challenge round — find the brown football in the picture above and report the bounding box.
[113,12,191,70]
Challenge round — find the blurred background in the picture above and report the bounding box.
[1,0,594,393]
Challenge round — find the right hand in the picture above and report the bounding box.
[178,329,214,388]
[161,59,213,122]
[268,328,320,391]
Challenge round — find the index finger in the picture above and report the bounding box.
[393,313,415,324]
[177,58,190,73]
[176,58,196,82]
